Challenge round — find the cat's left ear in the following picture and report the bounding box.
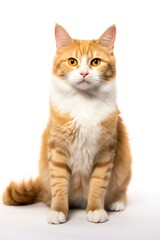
[55,24,73,50]
[97,25,116,50]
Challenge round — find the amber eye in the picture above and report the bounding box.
[68,58,78,67]
[91,58,101,67]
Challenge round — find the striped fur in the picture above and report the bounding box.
[3,24,132,224]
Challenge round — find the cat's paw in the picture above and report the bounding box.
[108,201,125,212]
[47,211,66,224]
[87,209,108,223]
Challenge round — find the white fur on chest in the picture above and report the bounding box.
[50,75,117,176]
[70,122,99,177]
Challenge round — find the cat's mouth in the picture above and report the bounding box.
[77,80,91,85]
[74,79,94,90]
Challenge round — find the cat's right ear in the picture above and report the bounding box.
[55,24,73,50]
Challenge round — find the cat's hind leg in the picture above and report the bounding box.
[105,116,132,212]
[108,201,125,212]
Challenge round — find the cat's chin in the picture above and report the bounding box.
[72,80,97,91]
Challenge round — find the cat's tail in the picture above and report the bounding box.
[3,177,42,206]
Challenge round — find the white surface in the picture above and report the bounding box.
[1,191,160,240]
[0,0,160,239]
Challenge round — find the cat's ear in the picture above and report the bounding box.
[97,25,116,50]
[55,24,73,49]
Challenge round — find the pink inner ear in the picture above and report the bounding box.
[55,24,73,49]
[98,25,116,50]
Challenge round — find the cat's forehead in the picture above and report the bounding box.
[74,40,96,54]
[68,39,109,60]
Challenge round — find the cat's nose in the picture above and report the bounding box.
[80,72,89,78]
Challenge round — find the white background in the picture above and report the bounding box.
[0,0,160,239]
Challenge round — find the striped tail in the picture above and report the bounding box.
[3,177,42,206]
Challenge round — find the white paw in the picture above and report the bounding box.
[87,209,108,223]
[47,211,66,224]
[108,201,125,211]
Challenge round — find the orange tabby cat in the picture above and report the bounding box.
[3,24,132,224]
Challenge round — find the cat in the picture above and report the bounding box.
[3,24,132,224]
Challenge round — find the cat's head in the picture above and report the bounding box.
[53,24,116,94]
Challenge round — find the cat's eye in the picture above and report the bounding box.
[68,58,78,67]
[91,58,101,67]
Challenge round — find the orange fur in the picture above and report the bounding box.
[3,24,132,224]
[3,178,41,205]
[53,39,116,81]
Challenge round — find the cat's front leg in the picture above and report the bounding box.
[47,148,71,224]
[86,153,114,223]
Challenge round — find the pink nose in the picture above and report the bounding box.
[80,72,89,78]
